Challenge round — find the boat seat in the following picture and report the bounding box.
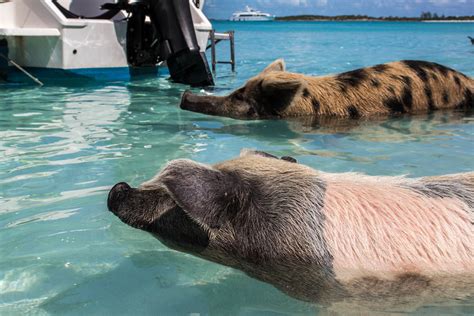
[0,28,60,37]
[51,0,122,20]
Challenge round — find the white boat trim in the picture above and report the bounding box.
[0,27,60,37]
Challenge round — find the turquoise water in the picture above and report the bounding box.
[1,21,473,315]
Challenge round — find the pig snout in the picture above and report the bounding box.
[180,90,224,116]
[179,90,194,109]
[107,182,131,214]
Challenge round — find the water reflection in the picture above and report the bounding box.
[40,251,317,315]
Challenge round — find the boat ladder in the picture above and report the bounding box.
[208,30,235,73]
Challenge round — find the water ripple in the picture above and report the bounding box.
[6,209,80,228]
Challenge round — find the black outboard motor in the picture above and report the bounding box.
[0,39,8,81]
[125,0,160,68]
[105,0,214,86]
[149,0,214,86]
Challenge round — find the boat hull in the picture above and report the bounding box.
[4,65,169,85]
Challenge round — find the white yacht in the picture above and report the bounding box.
[230,6,275,22]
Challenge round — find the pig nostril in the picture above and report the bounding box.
[114,191,124,201]
[113,182,131,193]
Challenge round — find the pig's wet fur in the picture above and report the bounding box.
[180,59,473,120]
[108,150,474,309]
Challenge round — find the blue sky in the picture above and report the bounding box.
[204,0,474,19]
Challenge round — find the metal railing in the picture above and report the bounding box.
[208,30,235,73]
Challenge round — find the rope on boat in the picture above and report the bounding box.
[0,53,44,86]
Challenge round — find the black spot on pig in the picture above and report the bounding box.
[371,79,381,88]
[372,64,389,73]
[384,85,412,114]
[303,88,311,98]
[401,86,413,110]
[454,76,462,88]
[403,60,455,82]
[457,89,474,109]
[347,105,360,118]
[401,76,412,86]
[403,60,429,82]
[312,99,321,112]
[384,97,405,113]
[442,90,449,104]
[424,86,435,110]
[337,69,368,90]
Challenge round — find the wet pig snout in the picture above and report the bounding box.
[108,182,131,213]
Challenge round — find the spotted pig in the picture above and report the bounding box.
[107,150,474,307]
[180,59,473,119]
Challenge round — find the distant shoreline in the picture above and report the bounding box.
[274,15,474,22]
[422,20,474,23]
[211,18,474,23]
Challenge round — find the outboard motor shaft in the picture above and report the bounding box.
[0,39,8,81]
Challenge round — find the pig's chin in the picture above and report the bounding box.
[180,91,224,117]
[181,101,223,117]
[149,205,210,254]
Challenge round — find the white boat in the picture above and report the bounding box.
[0,0,216,85]
[230,6,275,22]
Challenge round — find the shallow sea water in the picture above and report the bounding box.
[1,21,473,315]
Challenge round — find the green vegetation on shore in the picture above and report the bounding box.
[276,13,474,22]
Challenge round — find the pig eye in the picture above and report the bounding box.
[234,93,244,101]
[233,88,245,101]
[247,107,256,116]
[281,156,297,163]
[250,151,297,163]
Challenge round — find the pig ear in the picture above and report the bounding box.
[259,75,305,112]
[261,59,286,74]
[159,159,239,229]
